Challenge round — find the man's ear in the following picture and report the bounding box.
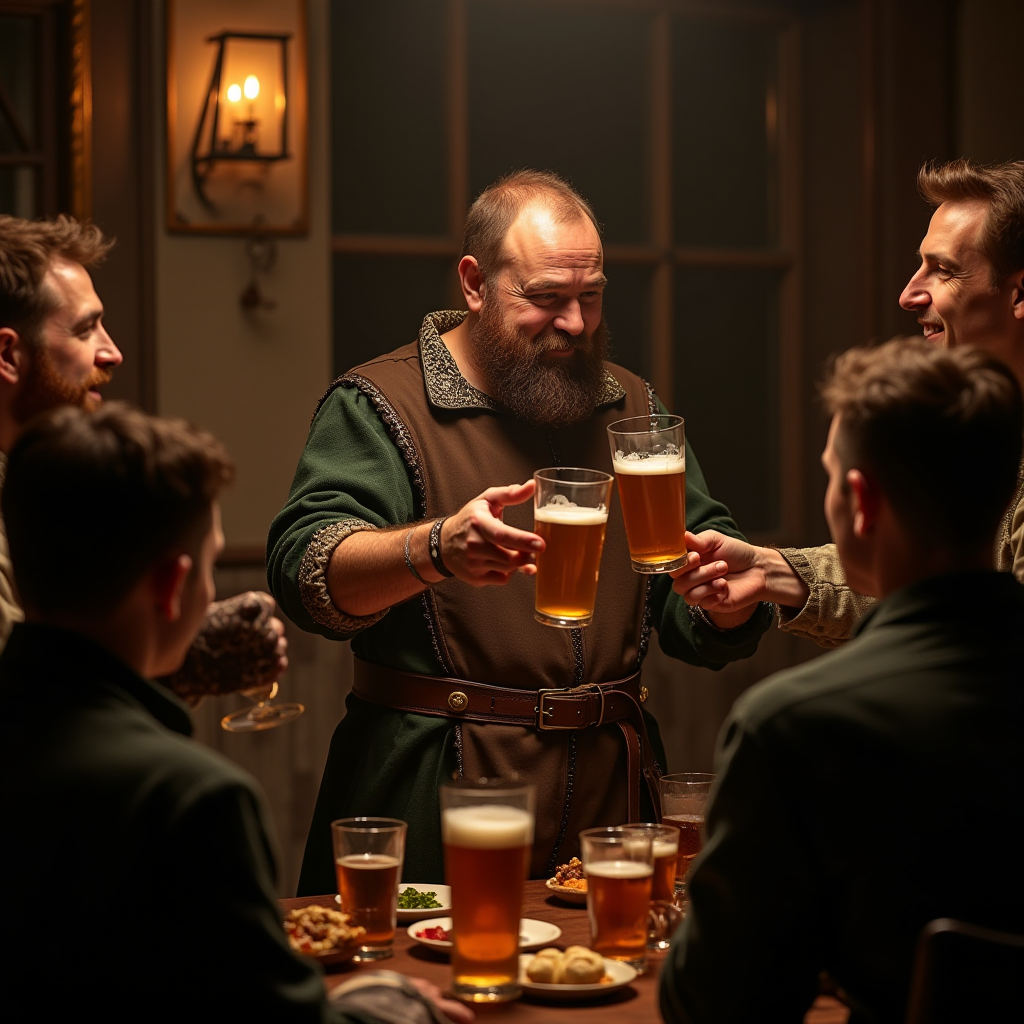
[0,327,27,386]
[1010,270,1024,321]
[151,554,193,622]
[457,256,486,312]
[847,468,881,539]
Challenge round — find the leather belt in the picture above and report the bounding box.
[352,658,662,821]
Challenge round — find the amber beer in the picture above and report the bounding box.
[534,504,609,625]
[443,804,533,1000]
[335,854,402,945]
[586,860,654,963]
[613,455,687,570]
[662,814,704,885]
[651,836,679,903]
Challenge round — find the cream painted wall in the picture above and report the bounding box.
[153,0,331,549]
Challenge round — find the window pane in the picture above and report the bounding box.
[603,263,652,381]
[333,255,456,374]
[468,0,649,244]
[331,1,447,235]
[673,268,780,532]
[0,15,37,152]
[673,21,779,248]
[0,166,36,218]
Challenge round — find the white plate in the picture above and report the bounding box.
[517,953,638,1001]
[407,917,562,952]
[334,884,453,923]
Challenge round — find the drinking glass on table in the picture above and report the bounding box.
[440,779,535,1003]
[659,772,715,901]
[580,826,654,972]
[607,414,687,573]
[624,822,684,949]
[532,467,614,628]
[219,681,305,732]
[331,817,407,961]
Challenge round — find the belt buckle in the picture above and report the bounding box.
[535,687,576,731]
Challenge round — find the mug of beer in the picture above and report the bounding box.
[579,826,654,971]
[440,780,535,1003]
[659,772,715,899]
[624,821,684,949]
[331,817,407,960]
[606,414,687,573]
[533,467,614,628]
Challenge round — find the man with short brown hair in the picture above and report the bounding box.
[269,169,774,891]
[0,213,286,698]
[659,339,1024,1024]
[671,157,1024,638]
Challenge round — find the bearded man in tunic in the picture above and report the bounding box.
[268,170,774,891]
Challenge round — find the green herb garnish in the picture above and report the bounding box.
[398,887,443,909]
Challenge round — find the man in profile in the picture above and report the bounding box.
[659,339,1024,1024]
[0,404,470,1024]
[0,213,285,698]
[672,158,1024,633]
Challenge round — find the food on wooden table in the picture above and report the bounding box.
[415,925,451,942]
[525,945,606,985]
[549,856,587,891]
[284,905,365,954]
[398,886,443,909]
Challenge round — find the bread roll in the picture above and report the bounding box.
[558,947,605,985]
[525,947,563,983]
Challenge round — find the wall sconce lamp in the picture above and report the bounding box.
[189,30,292,211]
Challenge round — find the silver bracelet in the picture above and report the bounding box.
[403,527,431,587]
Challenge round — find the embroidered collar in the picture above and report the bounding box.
[418,310,626,412]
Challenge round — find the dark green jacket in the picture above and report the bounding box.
[0,624,350,1023]
[659,571,1024,1024]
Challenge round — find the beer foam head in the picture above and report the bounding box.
[584,859,653,879]
[612,452,685,475]
[652,839,678,859]
[442,804,534,848]
[534,504,608,525]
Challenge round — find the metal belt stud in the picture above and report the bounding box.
[447,691,468,712]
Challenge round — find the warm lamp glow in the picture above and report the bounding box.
[226,82,242,102]
[243,75,260,100]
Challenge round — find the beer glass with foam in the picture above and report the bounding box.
[331,817,407,960]
[580,826,654,971]
[440,780,535,1003]
[606,414,687,572]
[624,822,684,949]
[659,772,715,899]
[533,467,614,628]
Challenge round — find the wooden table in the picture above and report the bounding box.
[282,882,849,1023]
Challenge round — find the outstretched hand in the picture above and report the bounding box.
[670,530,766,614]
[440,481,544,586]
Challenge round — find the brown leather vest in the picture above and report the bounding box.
[336,336,657,874]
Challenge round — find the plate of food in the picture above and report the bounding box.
[408,918,562,952]
[546,857,587,905]
[284,905,364,965]
[518,948,637,1002]
[396,883,452,922]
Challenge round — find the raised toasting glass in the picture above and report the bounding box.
[532,467,614,628]
[580,826,654,972]
[659,772,715,900]
[440,780,535,1003]
[607,414,687,573]
[219,681,305,732]
[331,817,407,961]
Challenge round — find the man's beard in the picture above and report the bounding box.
[11,345,112,425]
[471,301,610,430]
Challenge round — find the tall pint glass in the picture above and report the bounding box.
[580,826,653,972]
[659,772,715,898]
[441,780,535,1003]
[331,817,406,961]
[607,414,687,573]
[624,822,683,949]
[533,467,614,628]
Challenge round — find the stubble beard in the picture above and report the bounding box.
[11,344,111,425]
[471,299,611,430]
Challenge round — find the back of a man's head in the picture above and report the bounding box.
[0,214,113,343]
[918,158,1024,283]
[461,169,600,279]
[2,402,234,617]
[822,338,1023,552]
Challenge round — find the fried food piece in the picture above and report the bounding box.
[284,905,365,954]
